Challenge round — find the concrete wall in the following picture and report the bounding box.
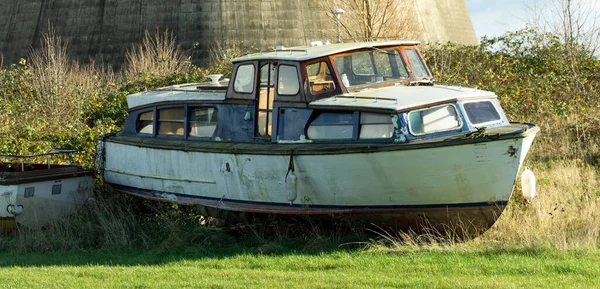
[0,0,476,67]
[413,0,478,45]
[0,0,328,66]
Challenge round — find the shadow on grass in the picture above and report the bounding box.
[0,228,573,268]
[0,233,363,267]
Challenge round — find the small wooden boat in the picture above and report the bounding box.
[98,41,538,235]
[0,149,94,231]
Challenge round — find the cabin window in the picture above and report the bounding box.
[52,184,62,195]
[406,49,430,78]
[352,52,375,75]
[234,64,255,93]
[359,113,394,139]
[278,65,300,95]
[24,187,35,198]
[463,101,501,126]
[334,57,345,75]
[189,107,218,137]
[306,112,355,140]
[408,104,461,135]
[136,111,154,134]
[376,50,409,78]
[307,61,336,95]
[158,107,184,136]
[334,49,409,87]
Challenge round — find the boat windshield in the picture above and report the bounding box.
[333,48,409,88]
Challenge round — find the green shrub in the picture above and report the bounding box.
[424,28,600,162]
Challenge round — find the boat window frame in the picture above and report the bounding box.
[187,105,219,139]
[135,108,156,136]
[461,99,503,127]
[156,105,186,139]
[305,60,337,97]
[277,64,301,96]
[358,112,395,140]
[227,62,258,100]
[302,57,341,101]
[273,61,304,102]
[233,63,256,94]
[407,103,463,136]
[331,47,412,91]
[305,110,358,141]
[404,48,432,79]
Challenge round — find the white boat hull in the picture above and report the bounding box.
[99,124,538,232]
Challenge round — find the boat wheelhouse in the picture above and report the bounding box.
[98,41,538,235]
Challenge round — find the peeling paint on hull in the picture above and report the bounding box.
[100,125,538,235]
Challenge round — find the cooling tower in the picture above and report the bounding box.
[0,0,477,66]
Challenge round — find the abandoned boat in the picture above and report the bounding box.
[0,149,94,231]
[97,40,538,234]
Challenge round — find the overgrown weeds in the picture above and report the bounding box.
[205,40,259,78]
[28,29,84,128]
[478,161,600,250]
[0,186,236,253]
[125,29,190,81]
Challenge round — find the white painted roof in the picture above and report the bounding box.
[232,41,420,63]
[309,85,496,112]
[127,83,227,109]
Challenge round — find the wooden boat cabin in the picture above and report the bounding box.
[120,41,510,145]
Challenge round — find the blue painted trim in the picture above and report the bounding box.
[353,111,360,140]
[111,184,508,209]
[453,102,471,131]
[152,107,157,137]
[184,104,189,139]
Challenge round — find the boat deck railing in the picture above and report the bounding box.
[343,36,406,42]
[0,149,78,172]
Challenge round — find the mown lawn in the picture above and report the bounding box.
[0,246,598,288]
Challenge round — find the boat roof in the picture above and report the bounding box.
[127,83,226,109]
[232,40,421,63]
[309,85,496,112]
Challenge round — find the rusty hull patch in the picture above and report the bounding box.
[0,217,16,233]
[505,145,518,158]
[111,184,507,237]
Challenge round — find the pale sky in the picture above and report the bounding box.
[465,0,530,39]
[466,0,600,41]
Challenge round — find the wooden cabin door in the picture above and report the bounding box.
[256,62,276,137]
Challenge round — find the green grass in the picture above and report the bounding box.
[0,246,598,288]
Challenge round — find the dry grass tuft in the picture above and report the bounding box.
[525,112,600,164]
[28,29,75,122]
[26,29,111,131]
[3,190,150,252]
[478,161,600,250]
[125,29,190,80]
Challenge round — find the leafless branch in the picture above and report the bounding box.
[318,0,416,42]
